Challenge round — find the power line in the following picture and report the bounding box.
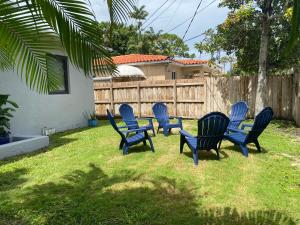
[142,0,178,31]
[182,0,203,40]
[166,0,218,33]
[142,0,170,25]
[184,32,205,42]
[164,0,183,29]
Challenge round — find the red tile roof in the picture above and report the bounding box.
[111,54,208,65]
[174,59,208,65]
[112,54,169,65]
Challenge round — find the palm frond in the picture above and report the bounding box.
[0,47,13,71]
[0,0,61,92]
[0,0,135,93]
[106,0,136,24]
[28,0,115,76]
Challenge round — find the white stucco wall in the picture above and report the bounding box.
[0,59,94,135]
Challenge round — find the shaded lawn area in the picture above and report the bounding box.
[0,120,299,225]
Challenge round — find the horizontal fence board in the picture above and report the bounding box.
[94,75,298,123]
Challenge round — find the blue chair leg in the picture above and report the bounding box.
[123,145,129,155]
[152,127,156,136]
[218,140,223,150]
[240,144,248,157]
[148,137,155,152]
[163,126,169,136]
[157,127,160,134]
[119,140,124,150]
[180,135,185,154]
[253,140,261,152]
[214,148,220,160]
[193,150,198,166]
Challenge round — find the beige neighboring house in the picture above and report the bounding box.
[95,54,221,81]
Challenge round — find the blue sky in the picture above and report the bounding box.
[90,0,229,59]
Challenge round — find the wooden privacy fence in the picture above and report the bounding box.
[94,79,206,118]
[94,74,299,124]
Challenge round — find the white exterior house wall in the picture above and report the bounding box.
[0,58,94,135]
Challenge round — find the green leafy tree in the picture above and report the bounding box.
[152,33,196,58]
[129,5,148,53]
[195,0,297,113]
[98,23,194,58]
[0,0,135,93]
[99,22,138,56]
[287,0,300,49]
[129,5,148,30]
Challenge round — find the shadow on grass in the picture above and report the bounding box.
[0,168,28,192]
[127,144,154,154]
[222,141,268,155]
[271,120,297,130]
[0,164,296,225]
[183,150,229,161]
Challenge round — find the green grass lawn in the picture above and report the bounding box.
[0,120,299,225]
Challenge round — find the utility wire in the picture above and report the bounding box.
[182,0,203,40]
[164,0,183,29]
[142,0,178,31]
[166,0,218,33]
[142,0,170,25]
[184,32,205,42]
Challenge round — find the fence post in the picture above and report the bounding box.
[110,81,114,113]
[137,82,141,118]
[173,79,177,117]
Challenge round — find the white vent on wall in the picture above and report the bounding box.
[42,127,56,136]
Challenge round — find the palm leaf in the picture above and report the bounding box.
[0,0,64,92]
[107,0,136,24]
[0,47,13,71]
[0,0,136,93]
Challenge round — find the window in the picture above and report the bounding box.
[171,71,176,80]
[47,54,69,94]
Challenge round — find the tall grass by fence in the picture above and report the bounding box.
[94,74,300,125]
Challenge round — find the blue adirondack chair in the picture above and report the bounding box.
[218,101,248,149]
[152,102,183,136]
[119,104,155,136]
[107,109,155,155]
[180,112,230,165]
[224,107,273,157]
[228,101,248,131]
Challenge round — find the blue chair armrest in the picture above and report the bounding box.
[124,127,146,135]
[241,124,253,130]
[230,119,244,122]
[180,130,195,138]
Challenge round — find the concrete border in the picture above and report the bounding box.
[0,135,49,160]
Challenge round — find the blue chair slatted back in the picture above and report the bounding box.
[229,101,248,129]
[119,104,139,129]
[107,109,127,142]
[197,112,230,150]
[246,107,273,143]
[152,103,169,126]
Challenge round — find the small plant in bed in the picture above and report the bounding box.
[88,113,98,127]
[0,95,18,145]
